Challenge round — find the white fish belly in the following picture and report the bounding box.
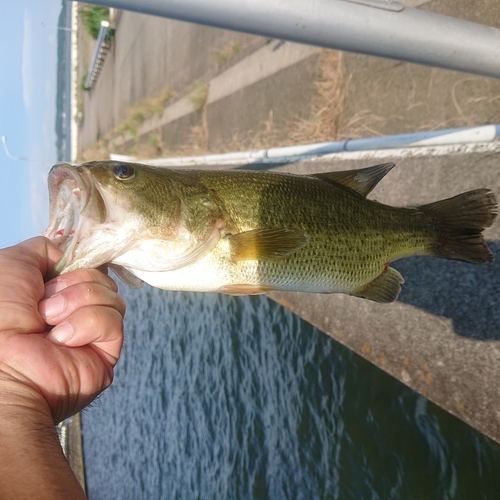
[127,251,260,292]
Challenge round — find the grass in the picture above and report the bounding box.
[79,5,109,40]
[195,50,348,154]
[78,86,174,161]
[287,50,347,144]
[213,43,242,67]
[79,49,348,161]
[188,81,209,112]
[80,74,89,92]
[78,38,500,164]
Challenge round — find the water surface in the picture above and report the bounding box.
[82,285,500,499]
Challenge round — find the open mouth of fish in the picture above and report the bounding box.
[44,163,111,275]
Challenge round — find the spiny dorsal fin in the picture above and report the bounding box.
[311,163,395,197]
[227,228,309,262]
[351,266,404,303]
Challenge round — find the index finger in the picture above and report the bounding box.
[44,267,119,298]
[0,237,64,334]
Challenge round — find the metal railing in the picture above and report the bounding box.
[80,0,500,79]
[115,124,500,167]
[84,20,113,90]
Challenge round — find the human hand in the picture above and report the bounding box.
[0,237,125,424]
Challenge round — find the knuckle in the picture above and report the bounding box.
[85,305,103,330]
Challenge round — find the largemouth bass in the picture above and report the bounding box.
[44,161,497,303]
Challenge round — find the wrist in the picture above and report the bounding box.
[0,374,53,427]
[0,376,86,500]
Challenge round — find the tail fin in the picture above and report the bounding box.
[418,189,497,264]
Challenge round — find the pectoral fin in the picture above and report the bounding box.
[351,266,404,303]
[311,163,394,197]
[227,228,309,262]
[108,264,144,288]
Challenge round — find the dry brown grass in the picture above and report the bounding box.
[288,50,347,143]
[203,50,347,154]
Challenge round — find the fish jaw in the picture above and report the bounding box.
[44,163,137,275]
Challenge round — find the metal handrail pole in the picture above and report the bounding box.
[77,0,500,79]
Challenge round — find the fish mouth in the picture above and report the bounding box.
[44,163,107,274]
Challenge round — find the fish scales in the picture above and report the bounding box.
[192,170,435,293]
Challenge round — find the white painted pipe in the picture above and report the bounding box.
[124,124,500,167]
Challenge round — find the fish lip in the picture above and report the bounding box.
[47,162,86,191]
[47,162,89,205]
[48,163,88,205]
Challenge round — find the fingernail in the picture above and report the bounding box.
[41,294,66,320]
[45,280,68,298]
[47,322,74,344]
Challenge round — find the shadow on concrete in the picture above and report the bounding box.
[395,241,500,340]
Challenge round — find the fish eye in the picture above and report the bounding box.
[112,163,136,180]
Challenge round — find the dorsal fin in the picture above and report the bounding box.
[311,163,395,197]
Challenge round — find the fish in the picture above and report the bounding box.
[44,161,497,303]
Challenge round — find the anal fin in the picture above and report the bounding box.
[351,266,404,303]
[218,284,276,295]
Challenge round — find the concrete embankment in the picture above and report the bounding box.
[76,2,500,444]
